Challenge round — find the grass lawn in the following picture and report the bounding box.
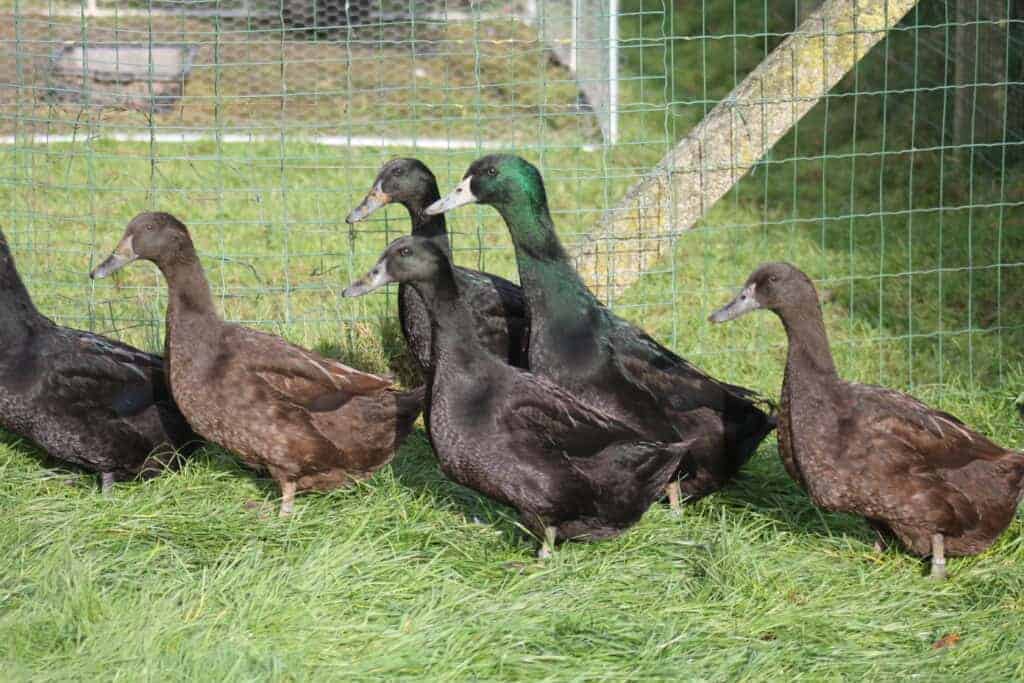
[2,0,1024,679]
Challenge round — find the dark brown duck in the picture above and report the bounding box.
[711,262,1024,579]
[0,227,194,492]
[345,158,528,377]
[91,212,423,515]
[346,236,693,557]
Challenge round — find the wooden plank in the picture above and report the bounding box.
[572,0,919,301]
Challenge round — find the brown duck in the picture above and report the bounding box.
[91,212,423,515]
[710,262,1024,579]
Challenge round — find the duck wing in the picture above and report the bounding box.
[838,443,969,536]
[399,269,527,373]
[38,329,193,467]
[228,326,394,412]
[215,327,420,477]
[501,372,649,460]
[461,269,526,321]
[455,267,529,367]
[609,318,769,412]
[498,371,688,530]
[50,330,166,418]
[851,383,1009,467]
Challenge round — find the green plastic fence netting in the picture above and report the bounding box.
[1,0,1020,396]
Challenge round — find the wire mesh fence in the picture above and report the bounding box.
[0,0,1021,395]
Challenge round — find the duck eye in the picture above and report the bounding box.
[487,167,498,176]
[768,275,778,284]
[393,168,404,177]
[399,247,412,258]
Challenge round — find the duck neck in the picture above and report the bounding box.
[409,265,488,372]
[157,245,217,327]
[404,188,451,256]
[777,304,840,387]
[0,234,43,344]
[495,198,593,320]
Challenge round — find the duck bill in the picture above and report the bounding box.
[342,257,395,298]
[709,284,759,323]
[346,183,391,224]
[424,176,476,215]
[89,235,137,280]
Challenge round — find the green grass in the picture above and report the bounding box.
[2,187,1023,677]
[3,0,1024,679]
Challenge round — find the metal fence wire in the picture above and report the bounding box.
[0,0,1021,394]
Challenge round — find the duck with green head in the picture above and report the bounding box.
[427,154,776,508]
[345,158,529,377]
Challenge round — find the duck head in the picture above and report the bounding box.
[346,158,440,224]
[709,262,819,323]
[90,212,193,279]
[425,154,547,216]
[342,235,450,297]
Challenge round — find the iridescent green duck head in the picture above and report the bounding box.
[426,154,549,215]
[426,154,560,261]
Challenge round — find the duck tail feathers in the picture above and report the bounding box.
[397,385,426,422]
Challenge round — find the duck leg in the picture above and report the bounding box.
[537,526,557,559]
[100,472,115,497]
[930,533,947,581]
[666,481,682,515]
[279,481,297,517]
[868,520,889,553]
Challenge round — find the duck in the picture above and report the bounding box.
[710,262,1024,579]
[425,154,775,509]
[344,235,694,555]
[345,158,529,377]
[0,227,194,492]
[90,212,423,516]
